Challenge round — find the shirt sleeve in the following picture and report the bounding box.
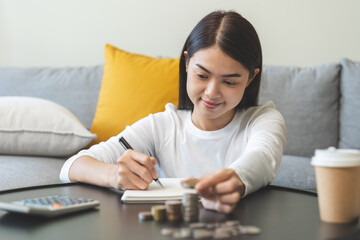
[59,113,161,183]
[228,102,287,196]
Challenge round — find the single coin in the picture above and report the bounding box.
[225,220,240,227]
[161,228,177,236]
[192,229,214,239]
[189,222,206,229]
[216,226,239,236]
[179,227,192,238]
[213,231,231,239]
[205,223,216,230]
[172,228,191,239]
[172,230,183,239]
[138,211,153,221]
[239,225,261,235]
[182,178,198,189]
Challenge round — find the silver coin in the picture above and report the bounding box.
[213,231,231,239]
[161,228,176,236]
[182,179,198,189]
[138,211,153,221]
[225,220,240,227]
[172,230,186,239]
[192,229,214,239]
[172,228,192,239]
[238,225,261,235]
[205,223,216,230]
[216,227,239,236]
[189,222,206,229]
[179,227,192,238]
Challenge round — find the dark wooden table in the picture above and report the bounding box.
[0,183,359,240]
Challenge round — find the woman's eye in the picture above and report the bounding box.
[224,81,236,86]
[196,74,207,79]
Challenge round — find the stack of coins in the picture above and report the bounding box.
[165,200,182,221]
[182,192,199,222]
[151,205,166,222]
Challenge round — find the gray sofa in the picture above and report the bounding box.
[1,58,359,193]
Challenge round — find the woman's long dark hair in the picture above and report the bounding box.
[178,11,262,110]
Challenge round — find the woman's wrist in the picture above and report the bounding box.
[105,163,119,189]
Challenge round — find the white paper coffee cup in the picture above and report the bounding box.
[312,147,360,223]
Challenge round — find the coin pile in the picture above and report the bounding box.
[182,192,199,222]
[151,205,166,222]
[161,220,261,239]
[165,200,182,221]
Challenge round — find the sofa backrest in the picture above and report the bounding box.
[2,60,358,158]
[339,58,360,150]
[0,65,103,129]
[259,63,341,158]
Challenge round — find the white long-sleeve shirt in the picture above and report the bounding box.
[60,101,286,196]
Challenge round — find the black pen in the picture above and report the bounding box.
[119,137,164,188]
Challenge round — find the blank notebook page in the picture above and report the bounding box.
[121,178,197,203]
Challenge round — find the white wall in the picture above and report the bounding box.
[1,0,359,67]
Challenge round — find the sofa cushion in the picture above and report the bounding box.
[272,155,316,192]
[339,58,360,150]
[90,44,179,143]
[0,97,96,157]
[0,65,103,129]
[0,155,65,191]
[259,63,340,157]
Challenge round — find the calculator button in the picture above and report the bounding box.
[51,204,63,208]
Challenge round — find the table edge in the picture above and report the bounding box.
[0,183,317,197]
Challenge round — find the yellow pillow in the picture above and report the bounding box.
[90,44,179,143]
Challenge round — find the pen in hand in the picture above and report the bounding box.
[119,137,164,188]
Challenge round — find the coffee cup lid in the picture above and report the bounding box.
[311,147,360,167]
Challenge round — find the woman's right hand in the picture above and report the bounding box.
[109,149,158,190]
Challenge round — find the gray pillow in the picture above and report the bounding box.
[0,65,103,129]
[259,63,340,157]
[0,96,96,157]
[339,58,360,149]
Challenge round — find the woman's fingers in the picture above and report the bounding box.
[115,150,159,190]
[123,157,153,184]
[150,157,158,179]
[214,177,242,194]
[127,150,158,179]
[193,169,245,214]
[116,172,141,190]
[196,169,245,197]
[217,191,241,204]
[201,198,235,214]
[195,169,234,193]
[200,190,240,205]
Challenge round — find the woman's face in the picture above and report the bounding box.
[185,45,259,131]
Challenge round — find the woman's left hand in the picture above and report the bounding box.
[195,169,245,213]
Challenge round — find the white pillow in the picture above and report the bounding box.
[0,96,96,157]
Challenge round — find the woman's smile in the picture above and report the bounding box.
[201,99,222,109]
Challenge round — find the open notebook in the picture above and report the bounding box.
[121,178,197,203]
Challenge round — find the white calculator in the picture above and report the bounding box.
[0,195,100,217]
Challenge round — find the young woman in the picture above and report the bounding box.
[60,10,286,213]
